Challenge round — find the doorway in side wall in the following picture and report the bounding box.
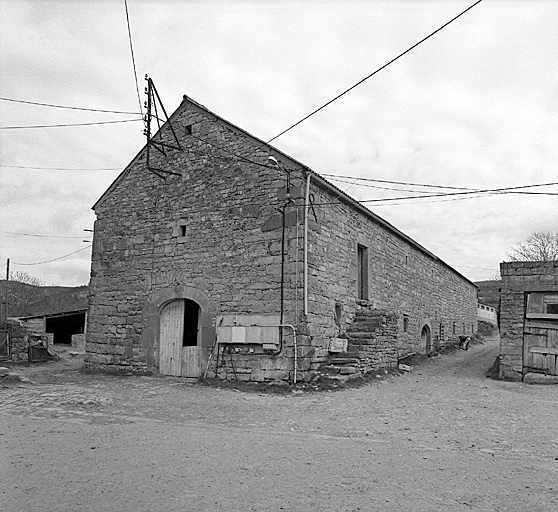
[159,298,201,377]
[421,324,432,354]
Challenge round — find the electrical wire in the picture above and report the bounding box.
[12,245,92,266]
[266,0,483,145]
[210,0,483,176]
[123,0,144,120]
[329,176,558,197]
[0,118,143,129]
[329,176,472,195]
[0,230,86,239]
[0,96,140,115]
[310,181,558,206]
[0,164,122,171]
[323,174,473,190]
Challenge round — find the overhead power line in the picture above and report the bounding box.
[12,245,92,266]
[0,230,86,239]
[265,0,484,145]
[0,118,142,129]
[312,181,558,207]
[324,174,472,190]
[0,96,140,115]
[123,0,144,119]
[0,164,121,171]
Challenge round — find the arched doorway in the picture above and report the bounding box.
[159,298,201,377]
[421,325,432,354]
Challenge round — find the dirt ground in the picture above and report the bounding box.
[1,334,558,512]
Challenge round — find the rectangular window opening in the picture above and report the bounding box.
[357,244,369,300]
[526,292,558,319]
[180,225,187,237]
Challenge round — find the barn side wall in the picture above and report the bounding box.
[303,178,478,365]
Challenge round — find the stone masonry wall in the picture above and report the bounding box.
[499,261,558,381]
[303,177,478,365]
[86,96,477,382]
[86,98,306,379]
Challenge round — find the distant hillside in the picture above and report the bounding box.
[475,280,501,309]
[0,281,89,317]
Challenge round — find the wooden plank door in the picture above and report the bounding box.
[523,322,558,376]
[182,346,200,377]
[159,300,184,376]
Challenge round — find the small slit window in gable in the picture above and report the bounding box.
[180,224,187,237]
[403,316,409,332]
[185,124,193,135]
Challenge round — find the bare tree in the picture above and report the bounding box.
[6,271,45,317]
[506,231,558,262]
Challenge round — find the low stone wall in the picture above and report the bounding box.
[4,320,54,363]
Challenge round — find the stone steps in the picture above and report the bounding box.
[318,307,399,382]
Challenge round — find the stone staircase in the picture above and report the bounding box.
[318,308,399,382]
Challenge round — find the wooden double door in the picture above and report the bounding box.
[159,299,201,377]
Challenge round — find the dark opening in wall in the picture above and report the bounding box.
[357,244,369,300]
[183,299,200,347]
[334,302,342,328]
[403,315,409,332]
[180,225,187,237]
[185,124,193,135]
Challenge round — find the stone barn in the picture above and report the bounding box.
[85,94,477,382]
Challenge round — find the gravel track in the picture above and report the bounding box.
[2,335,558,511]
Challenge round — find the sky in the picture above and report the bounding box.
[0,0,557,287]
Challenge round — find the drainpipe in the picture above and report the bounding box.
[280,324,297,384]
[303,173,311,316]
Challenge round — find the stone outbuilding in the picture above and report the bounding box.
[499,261,558,382]
[85,94,478,382]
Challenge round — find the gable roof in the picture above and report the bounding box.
[93,95,475,287]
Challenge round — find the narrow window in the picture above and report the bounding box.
[403,316,409,332]
[180,224,187,237]
[185,124,193,135]
[452,322,456,335]
[439,323,444,341]
[357,244,369,300]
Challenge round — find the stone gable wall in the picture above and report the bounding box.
[87,101,306,377]
[499,261,558,380]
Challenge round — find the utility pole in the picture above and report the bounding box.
[3,258,9,327]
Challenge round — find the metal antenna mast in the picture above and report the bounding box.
[143,75,182,178]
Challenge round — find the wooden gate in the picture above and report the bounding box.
[523,321,558,376]
[159,299,201,377]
